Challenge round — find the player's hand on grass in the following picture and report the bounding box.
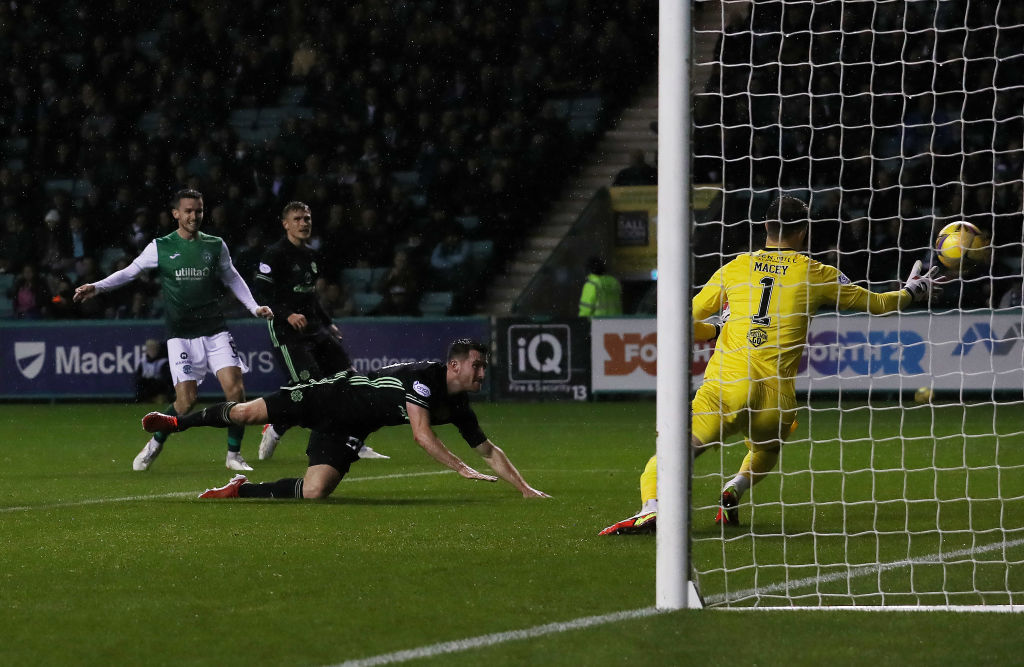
[458,465,498,482]
[903,260,948,303]
[73,284,96,302]
[521,486,551,498]
[254,305,274,319]
[287,313,308,331]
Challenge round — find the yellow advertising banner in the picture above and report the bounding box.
[609,185,719,280]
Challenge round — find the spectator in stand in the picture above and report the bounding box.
[371,249,423,317]
[135,338,173,403]
[612,149,657,186]
[1,212,36,274]
[37,208,73,276]
[317,278,355,318]
[429,229,470,290]
[232,228,264,284]
[48,274,78,319]
[8,264,51,319]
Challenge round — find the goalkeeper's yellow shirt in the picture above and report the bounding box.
[693,246,911,387]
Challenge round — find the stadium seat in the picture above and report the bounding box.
[369,266,391,289]
[568,115,597,137]
[2,137,29,154]
[571,95,603,119]
[61,52,83,69]
[279,85,307,106]
[455,216,481,233]
[546,98,571,119]
[135,30,160,58]
[44,179,75,195]
[469,240,495,271]
[137,111,162,136]
[0,274,15,317]
[100,248,128,273]
[340,267,375,293]
[419,291,453,316]
[229,108,261,129]
[391,171,421,189]
[353,292,383,315]
[71,180,94,199]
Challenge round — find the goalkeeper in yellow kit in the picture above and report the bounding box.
[600,196,946,535]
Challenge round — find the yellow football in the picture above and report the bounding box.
[935,221,990,275]
[914,387,934,404]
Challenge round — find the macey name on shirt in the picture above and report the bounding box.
[753,260,790,275]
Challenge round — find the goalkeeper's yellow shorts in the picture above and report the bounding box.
[691,377,797,451]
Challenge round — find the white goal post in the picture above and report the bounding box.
[659,0,1024,610]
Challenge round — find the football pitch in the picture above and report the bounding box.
[1,400,1021,666]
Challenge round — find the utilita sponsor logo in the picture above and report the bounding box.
[175,267,211,279]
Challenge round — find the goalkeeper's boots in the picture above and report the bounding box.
[715,487,740,525]
[198,474,248,499]
[226,451,253,471]
[132,437,163,471]
[598,512,657,536]
[142,412,178,433]
[258,424,280,460]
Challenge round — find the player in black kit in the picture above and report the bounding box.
[142,339,550,500]
[253,201,387,460]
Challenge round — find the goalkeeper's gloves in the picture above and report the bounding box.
[903,260,943,303]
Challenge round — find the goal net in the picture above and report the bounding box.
[687,0,1024,608]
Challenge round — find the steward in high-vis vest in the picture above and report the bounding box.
[578,256,622,316]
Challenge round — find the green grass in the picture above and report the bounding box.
[0,400,1022,666]
[691,400,1024,607]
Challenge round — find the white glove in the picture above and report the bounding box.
[903,260,943,303]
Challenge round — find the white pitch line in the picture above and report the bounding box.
[0,470,453,513]
[326,536,1024,666]
[704,535,1024,606]
[327,607,666,667]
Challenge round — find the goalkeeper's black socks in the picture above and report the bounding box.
[238,478,304,499]
[175,402,237,430]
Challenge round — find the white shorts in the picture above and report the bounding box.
[167,331,249,387]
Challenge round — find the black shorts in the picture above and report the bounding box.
[305,430,362,474]
[262,370,407,437]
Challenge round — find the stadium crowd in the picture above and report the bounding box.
[2,1,1020,320]
[0,0,655,319]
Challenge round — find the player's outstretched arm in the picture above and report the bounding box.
[407,403,497,482]
[74,243,154,302]
[475,440,550,498]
